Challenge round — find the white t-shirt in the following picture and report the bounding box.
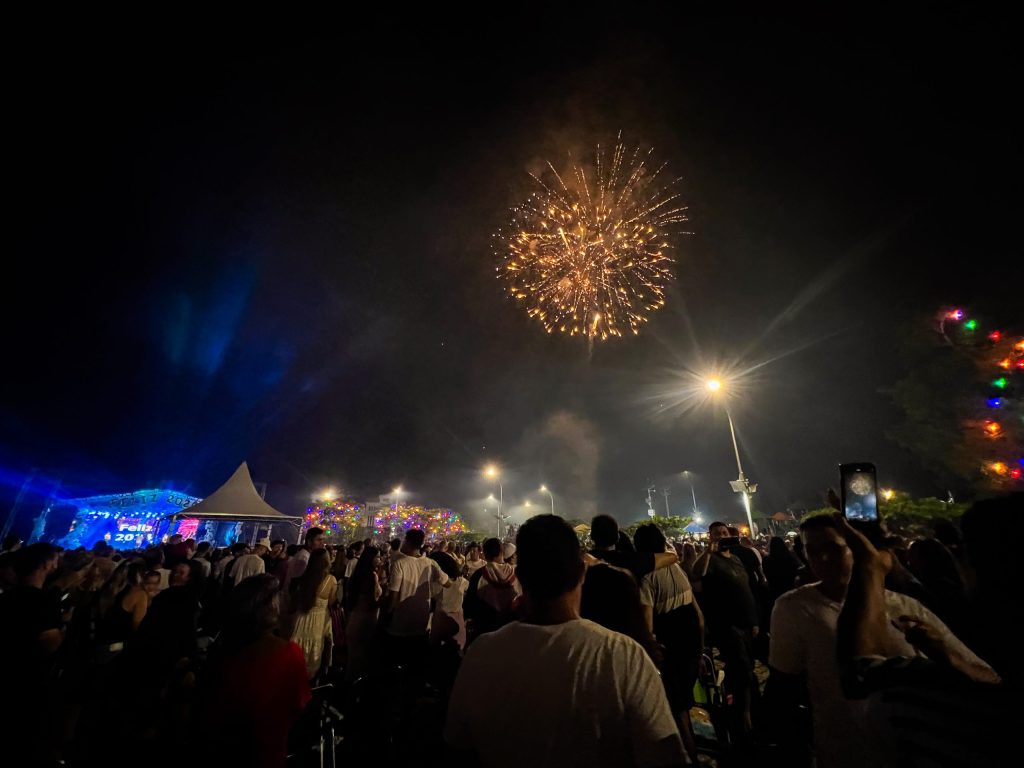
[769,583,991,768]
[387,552,449,636]
[446,619,687,767]
[230,553,266,584]
[435,575,468,614]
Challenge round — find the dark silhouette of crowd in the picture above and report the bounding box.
[0,492,1019,767]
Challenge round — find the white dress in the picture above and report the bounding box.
[289,575,336,679]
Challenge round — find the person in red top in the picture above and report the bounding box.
[199,574,311,767]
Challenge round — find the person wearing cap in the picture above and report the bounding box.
[501,542,517,565]
[230,539,270,584]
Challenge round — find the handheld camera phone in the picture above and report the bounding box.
[839,462,879,522]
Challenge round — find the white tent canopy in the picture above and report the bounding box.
[166,462,300,523]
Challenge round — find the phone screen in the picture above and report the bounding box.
[840,463,878,521]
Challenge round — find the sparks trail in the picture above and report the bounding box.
[496,136,689,346]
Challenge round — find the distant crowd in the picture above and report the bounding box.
[0,491,1019,767]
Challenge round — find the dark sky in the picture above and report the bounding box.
[3,8,1020,536]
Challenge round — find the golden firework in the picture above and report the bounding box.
[496,139,687,341]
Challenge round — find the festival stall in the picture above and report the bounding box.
[160,462,302,546]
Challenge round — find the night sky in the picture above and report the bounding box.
[3,8,1020,537]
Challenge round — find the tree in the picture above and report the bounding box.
[886,307,1023,495]
[621,515,693,541]
[798,493,968,538]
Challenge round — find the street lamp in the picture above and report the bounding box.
[682,470,698,517]
[706,377,757,536]
[539,485,555,515]
[484,466,507,538]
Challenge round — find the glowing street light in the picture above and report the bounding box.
[539,485,555,515]
[483,465,507,538]
[705,376,757,536]
[319,487,337,501]
[881,488,895,501]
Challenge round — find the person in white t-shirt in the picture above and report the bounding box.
[384,529,450,674]
[462,543,485,577]
[231,540,270,584]
[445,514,688,768]
[768,514,992,768]
[429,551,469,651]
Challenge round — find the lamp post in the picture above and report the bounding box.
[683,470,698,517]
[484,465,508,538]
[539,485,555,515]
[706,378,757,536]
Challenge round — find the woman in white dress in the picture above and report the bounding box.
[287,548,337,680]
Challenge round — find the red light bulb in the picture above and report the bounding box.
[989,331,1003,342]
[1011,468,1023,480]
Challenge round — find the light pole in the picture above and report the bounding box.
[662,488,671,517]
[706,378,757,536]
[539,485,555,515]
[484,465,508,538]
[683,470,698,517]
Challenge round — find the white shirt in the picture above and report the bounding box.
[770,584,991,768]
[463,558,485,577]
[284,548,311,592]
[435,575,468,614]
[230,553,266,584]
[445,619,687,767]
[387,552,449,636]
[344,558,359,579]
[639,563,694,613]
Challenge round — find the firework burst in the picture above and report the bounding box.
[496,138,688,343]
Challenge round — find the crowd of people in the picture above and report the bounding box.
[0,491,1018,766]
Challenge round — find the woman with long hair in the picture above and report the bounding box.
[288,548,337,680]
[344,545,383,682]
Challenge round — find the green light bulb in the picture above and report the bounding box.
[993,377,1008,389]
[965,319,977,330]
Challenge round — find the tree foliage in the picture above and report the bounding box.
[621,514,693,540]
[886,309,1022,495]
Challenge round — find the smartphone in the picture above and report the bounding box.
[717,536,741,551]
[839,462,879,521]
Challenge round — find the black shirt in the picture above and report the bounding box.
[700,553,757,630]
[0,586,62,679]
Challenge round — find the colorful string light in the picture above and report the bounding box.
[939,307,1022,486]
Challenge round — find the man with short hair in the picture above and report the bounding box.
[383,529,449,674]
[590,514,678,580]
[263,539,286,572]
[465,538,522,637]
[463,543,484,577]
[446,515,688,767]
[231,539,270,584]
[769,514,991,768]
[192,541,213,579]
